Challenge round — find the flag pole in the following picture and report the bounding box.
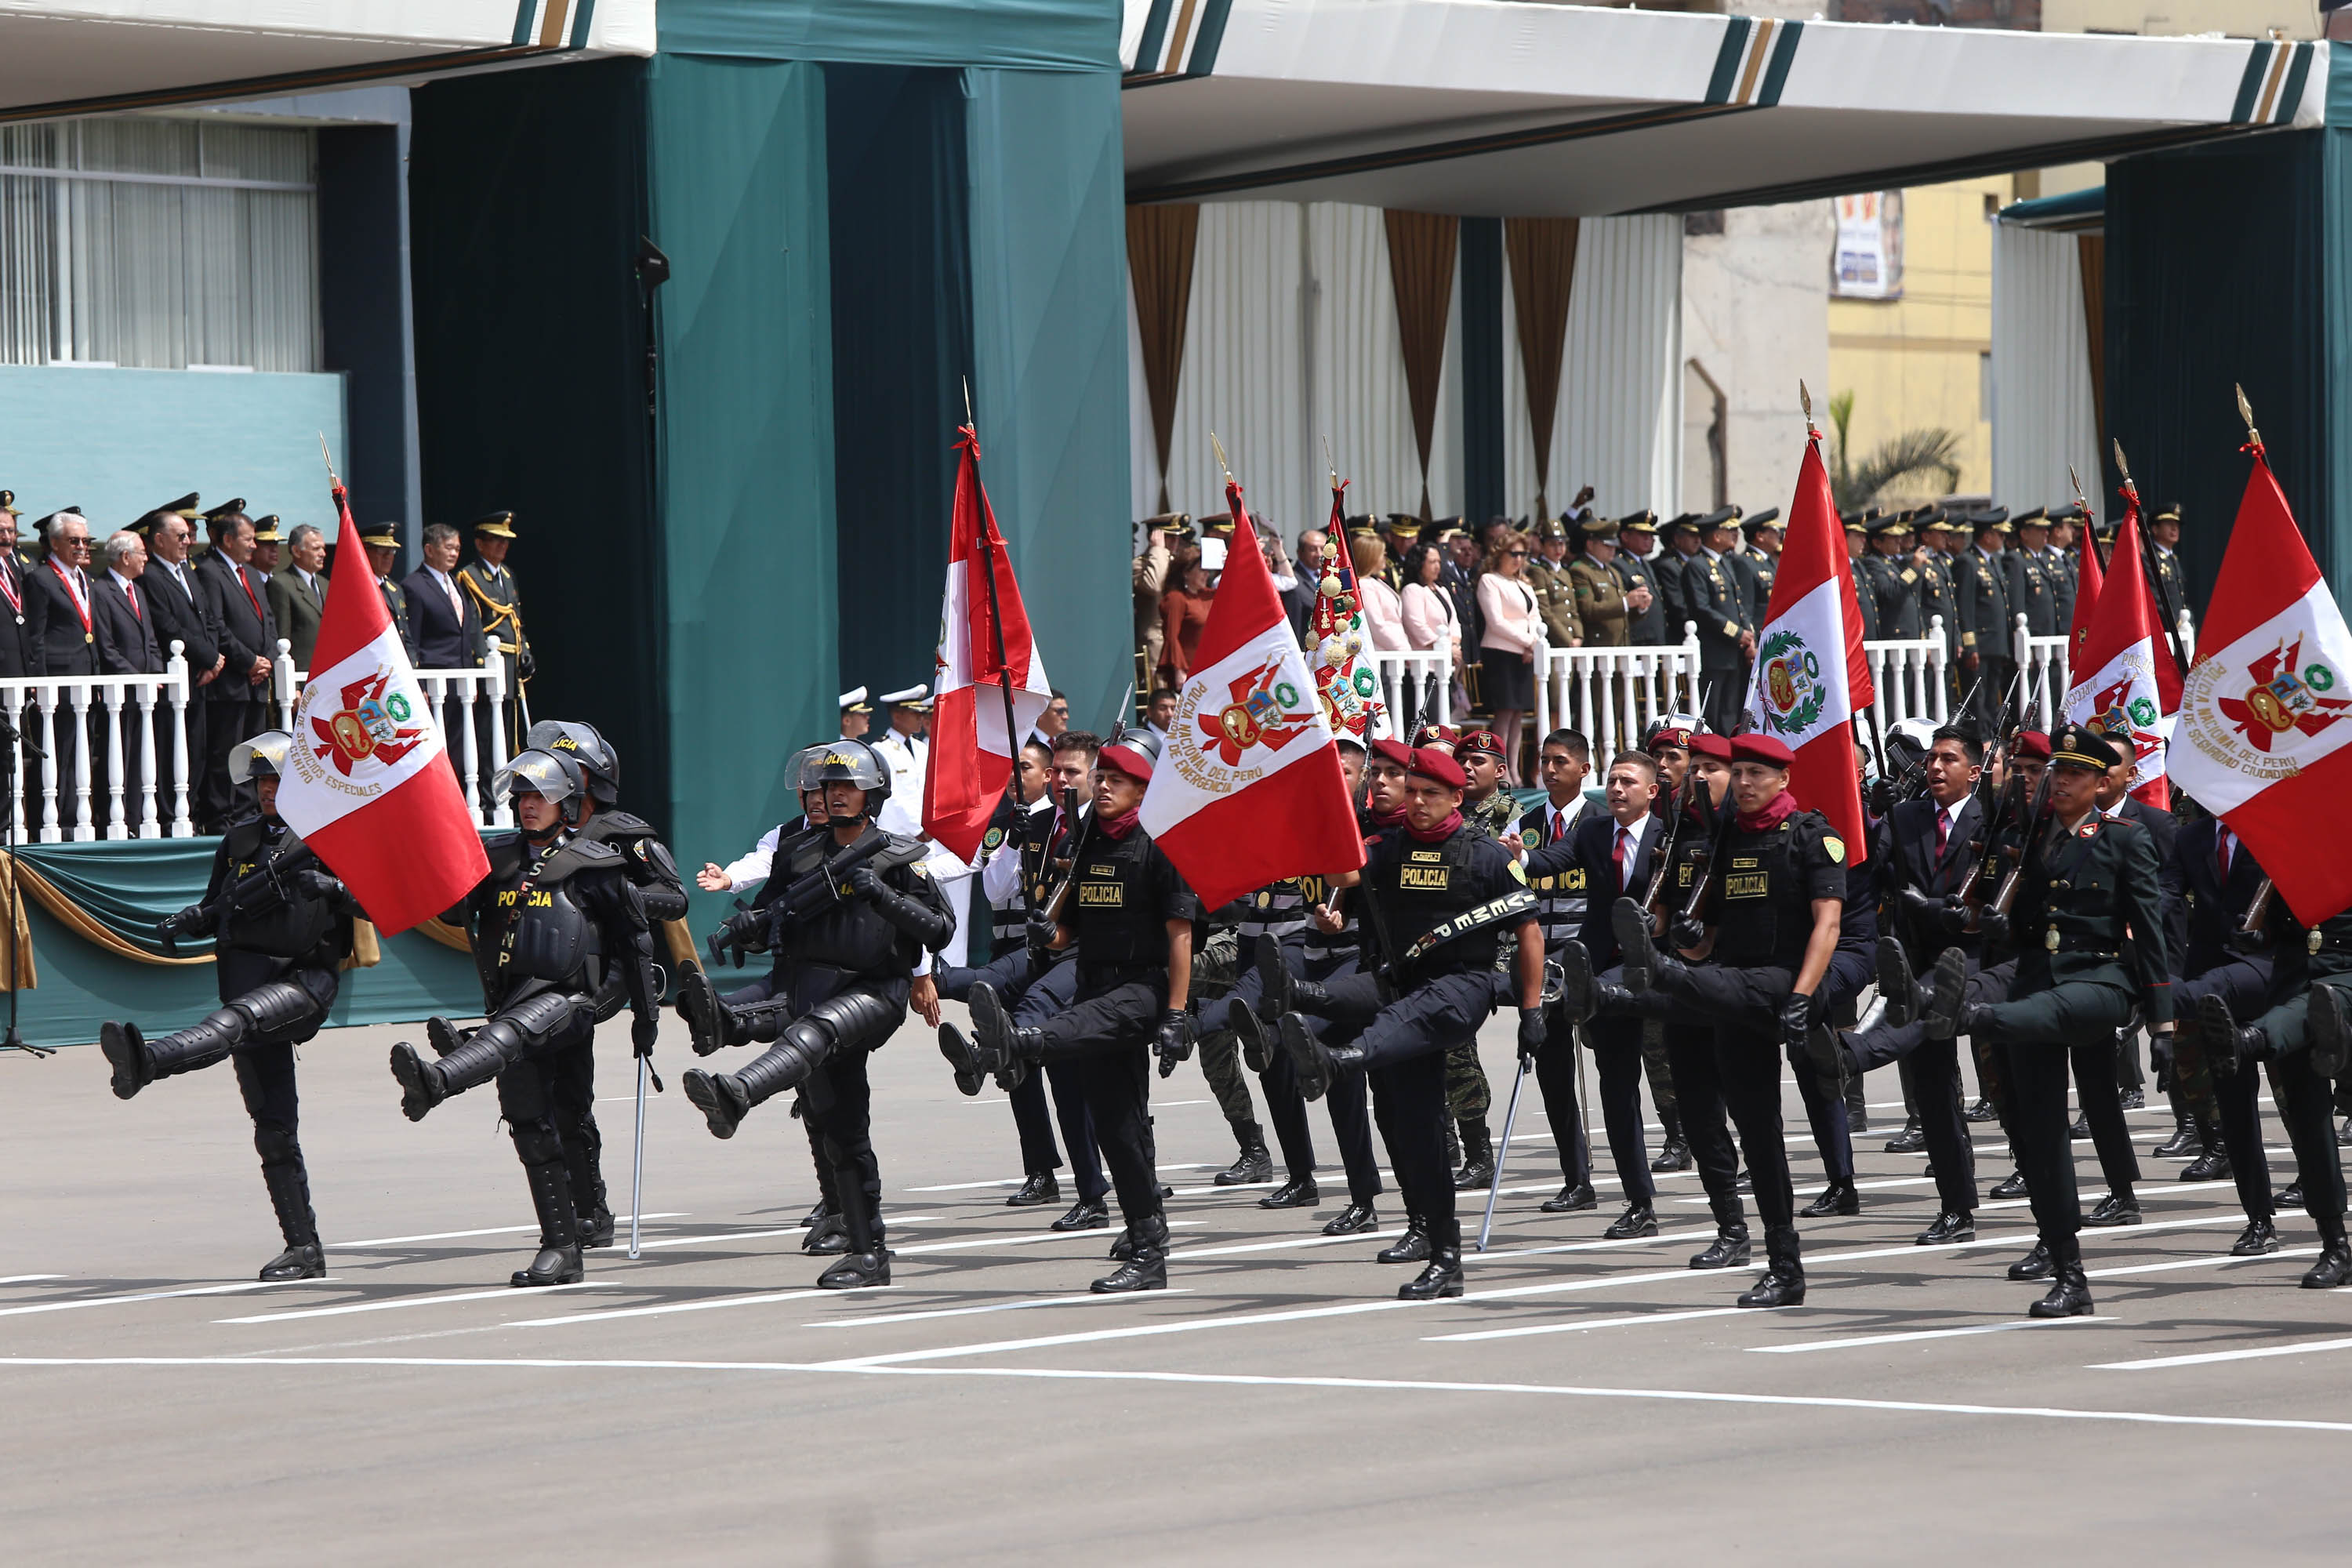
[964,384,1034,918]
[2113,437,2190,680]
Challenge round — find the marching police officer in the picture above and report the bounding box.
[98,732,358,1281]
[1922,725,2171,1316]
[949,730,1202,1294]
[2165,817,2281,1255]
[389,733,683,1288]
[1272,747,1543,1301]
[677,739,955,1288]
[1610,734,1848,1306]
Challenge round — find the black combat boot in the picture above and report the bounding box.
[818,1176,890,1290]
[1279,1013,1361,1102]
[1453,1121,1494,1190]
[1604,1203,1659,1239]
[1259,1174,1321,1209]
[2084,1189,2141,1227]
[256,1130,325,1282]
[2008,1240,2054,1280]
[1377,1215,1432,1264]
[2199,993,2266,1078]
[391,1024,514,1123]
[1322,1203,1377,1236]
[1051,1196,1109,1232]
[511,1156,585,1288]
[1613,898,1690,996]
[2230,1216,2280,1255]
[1256,933,1330,1020]
[1231,1000,1274,1073]
[960,982,1041,1086]
[1650,1105,1690,1173]
[1555,939,1595,1023]
[103,1009,244,1100]
[675,967,734,1056]
[1214,1121,1274,1186]
[1920,948,1971,1042]
[2152,1111,2200,1159]
[1689,1221,1750,1270]
[1991,1167,2030,1200]
[1398,1221,1465,1300]
[1916,1210,1975,1246]
[684,1018,833,1140]
[2029,1235,2092,1317]
[2310,983,2351,1079]
[803,1210,850,1255]
[1877,938,1919,1028]
[938,1023,987,1096]
[1092,1212,1168,1293]
[2303,1213,2351,1289]
[2181,1130,2232,1182]
[1884,1114,1927,1154]
[1736,1225,1806,1307]
[97,1021,156,1100]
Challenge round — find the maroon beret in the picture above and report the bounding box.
[1457,729,1505,760]
[1410,724,1459,753]
[1369,737,1413,769]
[1730,735,1795,768]
[1406,748,1468,789]
[1686,733,1733,761]
[1098,741,1155,783]
[2014,730,2052,760]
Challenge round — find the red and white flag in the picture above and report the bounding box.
[922,425,1051,862]
[2172,438,2352,925]
[2066,505,2105,673]
[1744,419,1872,859]
[2062,491,2180,808]
[1140,468,1365,909]
[275,481,488,935]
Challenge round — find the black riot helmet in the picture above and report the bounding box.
[795,738,891,822]
[524,720,619,808]
[227,730,296,783]
[492,747,588,833]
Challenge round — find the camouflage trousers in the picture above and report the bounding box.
[1189,928,1259,1130]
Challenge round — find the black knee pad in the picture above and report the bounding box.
[801,988,904,1053]
[253,1124,302,1167]
[233,978,329,1042]
[503,990,594,1051]
[510,1118,566,1166]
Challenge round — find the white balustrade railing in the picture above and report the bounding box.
[1534,622,1704,760]
[1366,648,1454,739]
[2016,615,2069,732]
[0,641,194,843]
[273,641,514,829]
[1862,614,1951,731]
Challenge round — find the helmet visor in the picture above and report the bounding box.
[491,750,580,808]
[228,731,294,782]
[794,743,884,794]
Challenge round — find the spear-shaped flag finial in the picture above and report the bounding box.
[2235,382,2260,449]
[1798,380,1818,441]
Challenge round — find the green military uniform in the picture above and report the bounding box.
[1737,507,1781,626]
[1528,520,1584,647]
[1570,518,1630,647]
[1952,513,2015,731]
[2004,509,2057,637]
[456,511,533,732]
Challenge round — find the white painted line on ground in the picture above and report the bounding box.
[0,1278,332,1319]
[0,1274,66,1286]
[2089,1248,2317,1280]
[891,1220,1207,1257]
[1750,1317,2115,1353]
[632,1218,937,1252]
[905,1178,1023,1192]
[510,1289,839,1327]
[812,1290,1195,1328]
[1171,1229,1403,1259]
[12,1356,2352,1435]
[1427,1306,1751,1343]
[332,1217,688,1248]
[2094,1335,2352,1372]
[216,1281,609,1323]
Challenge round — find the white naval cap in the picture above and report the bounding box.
[839,686,872,712]
[877,684,931,707]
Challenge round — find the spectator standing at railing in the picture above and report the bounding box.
[1862,516,1924,639]
[2005,508,2058,638]
[1281,527,1326,641]
[1350,530,1408,655]
[196,503,279,836]
[1399,541,1461,737]
[1612,513,1666,645]
[28,507,101,833]
[404,524,488,670]
[459,510,533,745]
[0,492,34,678]
[135,499,223,823]
[1527,519,1584,651]
[266,523,328,672]
[1156,559,1216,688]
[93,531,164,822]
[1475,532,1542,777]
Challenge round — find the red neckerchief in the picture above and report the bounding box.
[48,557,90,635]
[1737,789,1801,833]
[1367,802,1407,830]
[1095,806,1142,840]
[1404,809,1465,844]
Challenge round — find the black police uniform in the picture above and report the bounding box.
[961,815,1200,1290]
[1929,741,2169,1312]
[681,815,954,1286]
[392,792,682,1286]
[100,808,359,1279]
[1224,877,1333,1205]
[1278,815,1534,1297]
[1617,800,1848,1301]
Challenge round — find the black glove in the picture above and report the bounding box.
[844,866,883,901]
[632,1014,659,1056]
[1154,1007,1196,1077]
[1899,887,1946,925]
[1778,989,1815,1048]
[1668,916,1704,952]
[292,869,344,902]
[1025,911,1061,962]
[1516,1007,1548,1062]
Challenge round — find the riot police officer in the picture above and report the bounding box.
[99,731,360,1282]
[947,730,1202,1294]
[677,739,956,1289]
[388,737,681,1288]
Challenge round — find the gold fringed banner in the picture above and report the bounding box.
[414,916,474,953]
[5,853,204,971]
[339,920,383,973]
[0,855,36,991]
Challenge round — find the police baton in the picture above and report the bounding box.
[1475,1053,1534,1252]
[627,1047,650,1259]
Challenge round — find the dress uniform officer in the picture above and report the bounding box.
[1275,746,1544,1301]
[2148,503,2190,642]
[1613,514,1669,647]
[953,730,1201,1294]
[839,687,873,741]
[248,515,282,576]
[1953,510,2016,732]
[1846,517,1880,641]
[98,732,358,1282]
[2004,508,2057,637]
[1610,733,1849,1307]
[1570,517,1632,647]
[1680,512,1755,737]
[1716,508,1770,630]
[2043,506,2083,632]
[1528,517,1584,648]
[1921,725,2171,1317]
[1915,514,1960,682]
[457,510,532,740]
[2201,897,2352,1290]
[1862,517,1925,640]
[358,520,418,664]
[1738,508,1782,619]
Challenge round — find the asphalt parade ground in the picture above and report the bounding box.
[6,1004,2349,1565]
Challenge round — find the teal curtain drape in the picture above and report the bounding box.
[659,0,1120,71]
[965,67,1132,734]
[648,56,840,928]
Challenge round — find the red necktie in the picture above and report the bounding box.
[1613,826,1630,890]
[236,564,263,622]
[2216,830,2230,884]
[1548,808,1567,844]
[1935,810,1949,856]
[127,582,140,621]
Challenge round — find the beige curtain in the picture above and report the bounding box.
[1384,209,1458,519]
[2078,233,2107,457]
[1505,218,1580,521]
[1127,204,1202,513]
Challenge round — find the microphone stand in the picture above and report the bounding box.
[0,707,52,1057]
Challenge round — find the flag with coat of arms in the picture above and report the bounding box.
[1744,405,1873,861]
[2062,488,2180,808]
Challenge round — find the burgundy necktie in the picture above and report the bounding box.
[2216,830,2230,884]
[1613,826,1630,890]
[1935,811,1949,857]
[1549,808,1567,844]
[127,582,140,621]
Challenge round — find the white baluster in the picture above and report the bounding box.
[34,687,56,844]
[67,681,92,842]
[485,657,512,829]
[134,676,158,838]
[102,683,125,840]
[165,642,193,836]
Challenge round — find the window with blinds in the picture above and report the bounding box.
[0,118,320,372]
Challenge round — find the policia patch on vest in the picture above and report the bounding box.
[1400,848,1450,890]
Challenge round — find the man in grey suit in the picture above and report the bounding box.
[92,531,165,831]
[266,523,329,671]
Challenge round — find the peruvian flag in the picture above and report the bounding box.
[275,480,488,935]
[2063,490,2180,808]
[922,424,1051,862]
[1140,468,1366,909]
[2172,439,2352,925]
[1743,423,1872,860]
[2067,505,2106,673]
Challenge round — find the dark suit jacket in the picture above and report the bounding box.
[0,554,34,677]
[143,556,220,676]
[2118,797,2187,966]
[92,572,164,675]
[2173,816,2269,980]
[24,557,98,677]
[379,576,419,664]
[197,552,278,703]
[266,566,327,670]
[403,567,485,670]
[1542,811,1666,970]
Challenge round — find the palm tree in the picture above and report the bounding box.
[1826,389,1963,513]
